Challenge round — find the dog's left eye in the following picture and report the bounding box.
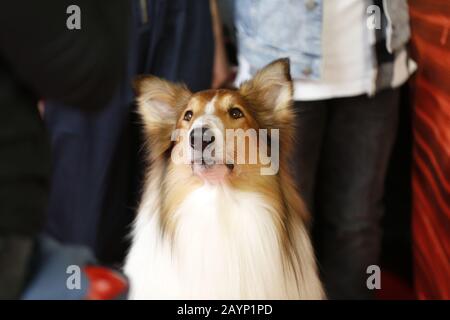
[183,110,193,121]
[229,107,244,119]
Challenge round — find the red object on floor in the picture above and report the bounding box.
[409,0,450,300]
[376,271,416,300]
[84,266,128,300]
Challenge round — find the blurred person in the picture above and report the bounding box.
[234,0,416,298]
[43,0,224,265]
[0,1,129,299]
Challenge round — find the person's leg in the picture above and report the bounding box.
[291,101,328,212]
[0,235,34,299]
[314,89,400,299]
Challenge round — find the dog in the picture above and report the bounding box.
[124,59,325,299]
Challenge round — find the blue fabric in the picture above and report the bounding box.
[22,237,94,300]
[235,0,410,80]
[236,0,323,80]
[44,0,214,264]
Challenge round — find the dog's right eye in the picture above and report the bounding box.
[183,111,193,121]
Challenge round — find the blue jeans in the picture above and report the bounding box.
[292,88,400,299]
[44,0,214,264]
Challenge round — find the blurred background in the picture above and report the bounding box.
[0,0,448,300]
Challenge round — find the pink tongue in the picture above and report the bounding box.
[195,165,228,184]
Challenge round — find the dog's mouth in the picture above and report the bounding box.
[191,159,234,170]
[191,159,234,184]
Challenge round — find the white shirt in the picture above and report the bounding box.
[235,0,412,101]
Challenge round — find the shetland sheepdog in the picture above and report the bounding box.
[124,59,324,299]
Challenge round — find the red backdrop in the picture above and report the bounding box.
[409,0,450,300]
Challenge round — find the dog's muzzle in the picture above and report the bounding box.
[189,126,234,171]
[189,126,215,152]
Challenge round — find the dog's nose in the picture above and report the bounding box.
[190,127,215,151]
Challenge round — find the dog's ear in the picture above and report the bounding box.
[239,59,295,157]
[134,75,191,126]
[134,75,192,160]
[239,58,293,127]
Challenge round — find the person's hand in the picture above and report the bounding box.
[210,0,231,89]
[212,40,230,89]
[38,100,45,118]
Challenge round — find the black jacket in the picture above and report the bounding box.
[0,1,129,236]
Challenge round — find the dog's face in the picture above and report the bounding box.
[135,59,294,185]
[173,89,261,183]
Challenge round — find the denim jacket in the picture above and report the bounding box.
[235,0,411,91]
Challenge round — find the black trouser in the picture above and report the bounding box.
[292,88,400,299]
[0,235,34,299]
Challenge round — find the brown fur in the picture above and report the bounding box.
[134,59,317,295]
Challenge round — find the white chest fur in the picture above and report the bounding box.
[125,185,307,299]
